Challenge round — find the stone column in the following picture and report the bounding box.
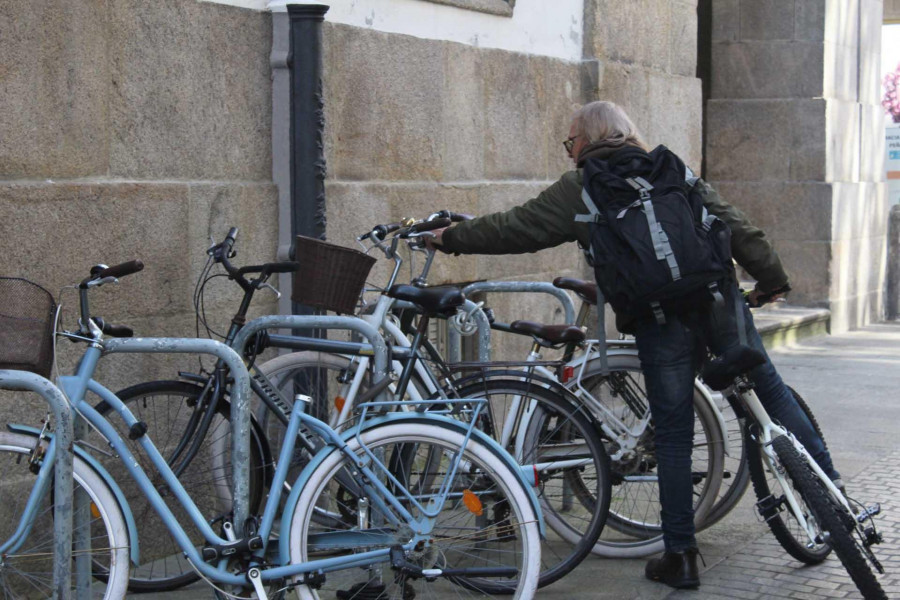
[706,0,887,331]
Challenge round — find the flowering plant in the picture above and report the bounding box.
[883,63,900,123]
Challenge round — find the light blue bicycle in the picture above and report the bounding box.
[0,261,543,599]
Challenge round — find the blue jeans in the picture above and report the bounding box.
[633,295,839,552]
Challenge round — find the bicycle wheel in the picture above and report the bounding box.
[571,353,725,558]
[287,422,541,599]
[453,377,611,589]
[0,431,130,599]
[771,435,886,598]
[89,380,270,592]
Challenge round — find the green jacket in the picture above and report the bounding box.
[442,161,789,294]
[442,147,788,291]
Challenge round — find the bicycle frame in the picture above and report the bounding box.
[44,340,525,589]
[738,384,852,545]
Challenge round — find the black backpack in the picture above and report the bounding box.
[578,145,734,325]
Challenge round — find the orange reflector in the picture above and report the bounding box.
[90,502,100,519]
[462,489,483,516]
[334,396,346,412]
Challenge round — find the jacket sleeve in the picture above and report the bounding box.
[441,173,582,255]
[696,179,790,292]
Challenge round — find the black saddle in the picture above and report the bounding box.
[387,284,465,316]
[552,277,598,306]
[509,320,586,345]
[701,345,767,391]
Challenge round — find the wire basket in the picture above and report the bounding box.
[292,235,377,314]
[0,278,57,378]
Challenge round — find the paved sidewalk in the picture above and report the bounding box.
[139,322,900,599]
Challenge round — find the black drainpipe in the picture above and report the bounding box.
[288,3,329,319]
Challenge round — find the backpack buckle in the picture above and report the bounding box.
[650,301,666,325]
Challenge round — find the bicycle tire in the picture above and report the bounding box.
[287,421,541,599]
[89,380,270,593]
[771,435,886,598]
[453,377,612,589]
[0,431,130,599]
[570,353,725,558]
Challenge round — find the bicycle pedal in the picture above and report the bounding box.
[856,502,881,523]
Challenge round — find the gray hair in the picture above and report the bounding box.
[572,101,649,152]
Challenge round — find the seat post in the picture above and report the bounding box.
[395,313,430,401]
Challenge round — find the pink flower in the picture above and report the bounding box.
[882,63,900,123]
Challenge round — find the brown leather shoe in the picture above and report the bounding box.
[645,547,700,589]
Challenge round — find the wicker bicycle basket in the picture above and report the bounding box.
[292,235,377,314]
[0,278,57,378]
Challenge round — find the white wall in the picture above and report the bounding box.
[201,0,585,62]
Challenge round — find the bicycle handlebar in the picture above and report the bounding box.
[429,210,473,223]
[98,260,144,280]
[236,261,299,277]
[402,217,452,236]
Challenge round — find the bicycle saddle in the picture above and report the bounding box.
[387,284,465,316]
[552,277,598,306]
[701,345,767,391]
[510,320,586,345]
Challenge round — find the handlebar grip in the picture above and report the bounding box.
[98,260,144,280]
[361,221,403,241]
[93,317,134,338]
[226,227,239,243]
[406,217,452,234]
[448,212,474,222]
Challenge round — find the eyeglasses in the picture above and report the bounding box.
[563,135,578,154]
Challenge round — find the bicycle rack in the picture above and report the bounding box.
[102,339,254,539]
[0,370,75,600]
[445,281,579,364]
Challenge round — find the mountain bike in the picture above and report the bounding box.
[702,343,887,599]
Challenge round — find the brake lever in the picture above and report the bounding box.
[259,282,281,299]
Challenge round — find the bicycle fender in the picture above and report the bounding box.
[694,379,731,457]
[278,413,546,562]
[7,424,141,566]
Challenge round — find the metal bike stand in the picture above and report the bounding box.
[0,370,75,600]
[391,299,492,365]
[101,339,254,539]
[445,282,578,364]
[232,315,391,392]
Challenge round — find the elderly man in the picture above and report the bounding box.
[431,100,841,589]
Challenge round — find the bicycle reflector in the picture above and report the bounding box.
[334,396,346,413]
[462,489,483,516]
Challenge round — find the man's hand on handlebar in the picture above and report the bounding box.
[746,283,792,308]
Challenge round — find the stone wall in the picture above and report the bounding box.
[886,0,900,20]
[0,1,279,413]
[706,0,887,331]
[321,1,703,353]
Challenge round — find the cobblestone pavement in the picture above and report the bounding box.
[666,448,900,600]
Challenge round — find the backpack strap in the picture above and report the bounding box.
[626,177,682,282]
[685,166,700,188]
[575,187,602,223]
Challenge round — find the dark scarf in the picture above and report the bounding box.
[576,142,651,168]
